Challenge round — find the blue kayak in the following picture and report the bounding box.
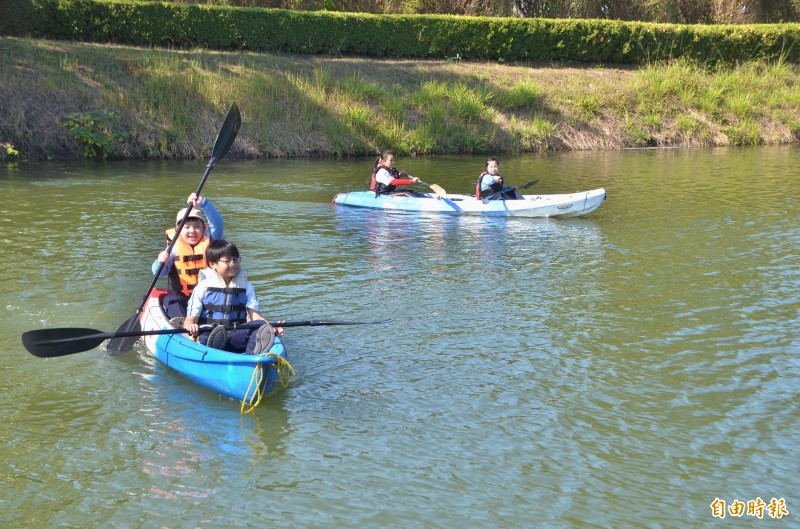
[332,188,606,217]
[140,289,293,410]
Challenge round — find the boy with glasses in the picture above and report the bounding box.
[184,240,283,354]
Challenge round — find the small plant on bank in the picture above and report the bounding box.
[61,109,128,159]
[1,143,20,162]
[575,95,601,120]
[727,92,755,119]
[724,120,762,146]
[624,113,657,147]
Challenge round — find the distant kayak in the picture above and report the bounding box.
[332,188,606,217]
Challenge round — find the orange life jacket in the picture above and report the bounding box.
[165,228,210,296]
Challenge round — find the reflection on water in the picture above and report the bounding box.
[1,147,799,528]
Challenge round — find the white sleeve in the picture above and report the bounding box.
[375,168,393,186]
[246,282,260,312]
[186,283,207,317]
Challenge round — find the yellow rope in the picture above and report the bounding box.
[241,363,265,414]
[240,354,296,415]
[269,353,297,389]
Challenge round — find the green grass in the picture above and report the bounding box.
[3,36,800,161]
[340,73,384,101]
[574,94,601,120]
[508,115,555,151]
[493,80,542,110]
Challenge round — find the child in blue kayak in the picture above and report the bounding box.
[476,157,521,200]
[370,150,420,195]
[184,239,284,354]
[152,193,224,319]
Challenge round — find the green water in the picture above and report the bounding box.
[1,147,798,528]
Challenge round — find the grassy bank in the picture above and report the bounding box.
[2,36,800,162]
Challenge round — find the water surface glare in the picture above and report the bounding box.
[1,147,798,528]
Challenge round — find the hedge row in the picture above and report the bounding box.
[4,0,800,64]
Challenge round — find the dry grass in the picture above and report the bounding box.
[2,36,800,161]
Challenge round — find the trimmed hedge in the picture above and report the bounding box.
[9,0,800,64]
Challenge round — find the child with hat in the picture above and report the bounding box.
[152,193,224,319]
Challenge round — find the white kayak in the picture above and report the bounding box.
[332,188,606,218]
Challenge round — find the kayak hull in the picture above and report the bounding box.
[332,188,606,217]
[140,289,288,402]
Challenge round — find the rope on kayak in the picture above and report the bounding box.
[269,353,297,389]
[240,354,296,415]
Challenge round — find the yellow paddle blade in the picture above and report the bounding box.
[429,184,447,198]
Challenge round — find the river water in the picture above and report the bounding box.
[1,147,798,528]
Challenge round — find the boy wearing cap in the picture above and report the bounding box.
[152,193,224,319]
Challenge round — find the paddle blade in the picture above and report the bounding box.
[429,184,447,198]
[412,177,447,198]
[209,103,241,164]
[23,328,112,358]
[105,316,142,353]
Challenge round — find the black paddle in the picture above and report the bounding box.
[518,179,540,191]
[106,103,241,353]
[483,179,539,201]
[23,318,392,358]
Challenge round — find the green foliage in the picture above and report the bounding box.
[340,73,383,100]
[10,0,800,65]
[494,80,542,109]
[508,114,554,151]
[1,143,21,161]
[449,82,491,122]
[697,86,724,116]
[574,94,600,119]
[727,92,755,119]
[342,103,371,130]
[61,108,128,159]
[407,123,438,154]
[92,0,800,24]
[674,114,706,136]
[622,110,660,147]
[380,90,408,119]
[724,120,762,145]
[0,0,36,36]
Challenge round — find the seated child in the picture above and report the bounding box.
[184,239,283,354]
[370,150,420,195]
[476,157,521,200]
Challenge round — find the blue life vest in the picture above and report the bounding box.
[197,270,249,326]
